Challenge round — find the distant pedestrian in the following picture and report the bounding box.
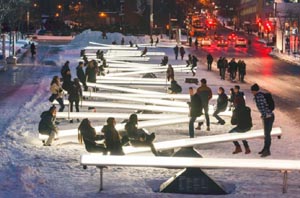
[188,37,192,47]
[196,78,212,131]
[30,43,36,57]
[166,64,174,81]
[251,83,275,157]
[155,37,159,46]
[173,45,179,60]
[207,53,213,71]
[179,46,185,60]
[220,57,228,80]
[102,31,108,39]
[238,60,246,82]
[121,37,125,45]
[217,57,223,77]
[229,97,252,154]
[186,54,192,67]
[61,61,70,80]
[191,55,198,76]
[38,105,58,146]
[213,87,228,125]
[150,36,154,46]
[194,38,198,50]
[228,58,238,81]
[188,87,203,138]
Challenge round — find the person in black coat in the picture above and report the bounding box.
[101,117,124,155]
[238,60,246,82]
[233,85,245,108]
[207,53,213,71]
[68,78,82,123]
[125,114,157,155]
[76,61,88,91]
[191,55,198,76]
[188,87,203,138]
[61,61,70,80]
[179,46,185,60]
[173,45,179,60]
[30,43,36,57]
[78,118,107,153]
[229,97,252,154]
[38,105,58,146]
[62,69,73,94]
[213,87,228,125]
[86,60,98,83]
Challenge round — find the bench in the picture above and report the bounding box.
[81,153,296,194]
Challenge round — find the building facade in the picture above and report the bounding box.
[275,0,300,53]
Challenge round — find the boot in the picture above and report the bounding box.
[245,146,251,154]
[232,145,242,154]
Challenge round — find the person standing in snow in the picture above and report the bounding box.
[179,46,185,60]
[68,78,82,123]
[207,53,213,71]
[166,64,174,81]
[76,61,88,91]
[173,45,179,60]
[251,83,275,157]
[49,76,65,112]
[38,105,58,146]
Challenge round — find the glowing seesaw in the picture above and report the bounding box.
[96,79,170,86]
[106,51,165,56]
[86,82,166,95]
[98,76,167,82]
[105,67,191,77]
[86,83,221,100]
[122,127,282,154]
[39,116,204,139]
[82,91,187,107]
[87,42,138,50]
[54,100,232,117]
[85,54,151,62]
[56,112,182,120]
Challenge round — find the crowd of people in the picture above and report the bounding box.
[38,38,274,159]
[188,79,275,157]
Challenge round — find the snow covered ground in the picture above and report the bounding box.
[0,30,300,198]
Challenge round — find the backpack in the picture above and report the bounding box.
[264,93,275,111]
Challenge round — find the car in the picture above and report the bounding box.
[235,38,247,47]
[228,33,237,41]
[217,39,229,47]
[200,37,212,46]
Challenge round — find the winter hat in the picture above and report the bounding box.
[49,105,56,112]
[201,78,207,84]
[251,83,260,91]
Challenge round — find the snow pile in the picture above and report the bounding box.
[70,29,150,47]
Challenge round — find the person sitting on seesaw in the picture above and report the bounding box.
[124,114,157,156]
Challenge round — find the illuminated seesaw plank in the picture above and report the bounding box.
[39,117,204,139]
[96,80,170,86]
[54,100,232,117]
[105,67,191,77]
[86,83,220,100]
[87,42,138,50]
[106,51,165,56]
[81,91,187,107]
[56,112,183,120]
[85,55,151,62]
[98,76,167,82]
[57,100,188,113]
[86,82,165,95]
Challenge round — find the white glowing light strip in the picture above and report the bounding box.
[96,80,169,86]
[58,100,188,113]
[56,112,184,120]
[87,42,138,50]
[86,92,190,100]
[98,76,167,82]
[86,82,165,95]
[81,92,186,107]
[54,100,232,117]
[105,56,150,62]
[123,128,282,154]
[105,67,191,77]
[107,64,190,70]
[106,51,165,56]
